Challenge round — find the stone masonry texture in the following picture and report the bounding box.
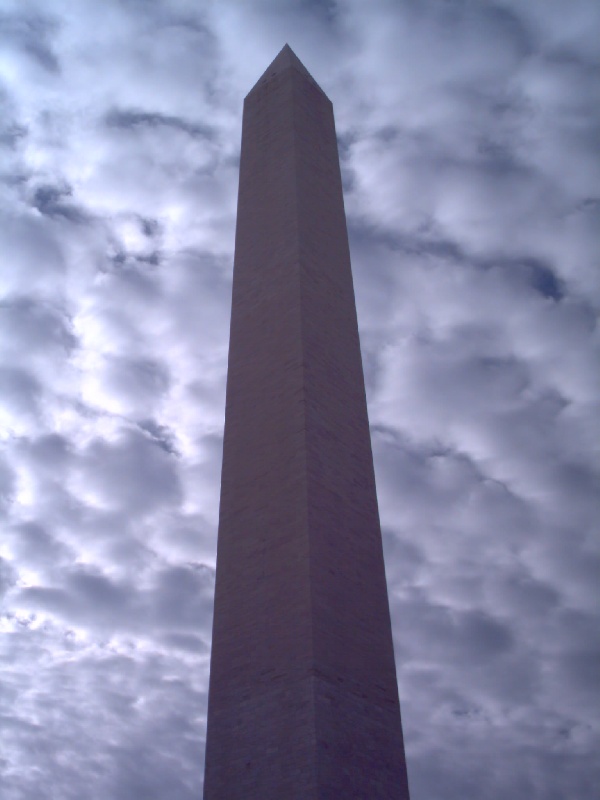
[203,45,411,799]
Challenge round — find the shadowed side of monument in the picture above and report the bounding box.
[203,45,411,799]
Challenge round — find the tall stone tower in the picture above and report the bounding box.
[203,45,410,799]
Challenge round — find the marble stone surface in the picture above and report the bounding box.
[203,44,411,800]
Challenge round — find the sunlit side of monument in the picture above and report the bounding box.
[203,45,411,799]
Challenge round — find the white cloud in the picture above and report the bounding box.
[0,1,598,798]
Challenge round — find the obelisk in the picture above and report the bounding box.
[203,45,410,799]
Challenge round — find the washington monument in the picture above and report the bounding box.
[203,45,411,798]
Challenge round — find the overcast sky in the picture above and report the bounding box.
[1,1,599,798]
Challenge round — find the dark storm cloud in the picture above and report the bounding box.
[298,0,339,25]
[0,296,76,353]
[0,212,65,294]
[7,521,71,570]
[0,1,598,799]
[76,429,181,514]
[0,367,43,422]
[93,356,171,409]
[105,108,216,141]
[15,560,214,639]
[0,121,27,148]
[30,182,89,223]
[0,558,17,599]
[138,418,179,455]
[0,9,60,74]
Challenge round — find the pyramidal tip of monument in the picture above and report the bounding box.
[246,43,327,99]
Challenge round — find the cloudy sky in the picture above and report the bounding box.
[1,0,599,798]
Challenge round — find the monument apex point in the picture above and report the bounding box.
[247,43,327,99]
